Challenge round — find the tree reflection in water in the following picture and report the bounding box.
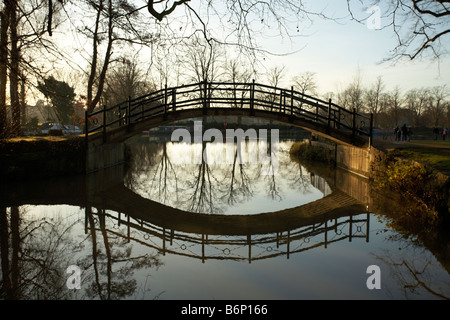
[0,205,162,300]
[0,206,81,299]
[124,138,326,215]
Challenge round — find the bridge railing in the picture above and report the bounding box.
[86,81,373,145]
[87,208,370,263]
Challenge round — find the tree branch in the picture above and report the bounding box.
[147,0,190,21]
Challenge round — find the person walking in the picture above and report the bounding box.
[401,124,407,141]
[394,125,399,141]
[442,128,448,141]
[433,126,439,140]
[407,127,412,142]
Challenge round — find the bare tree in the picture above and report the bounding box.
[0,0,65,137]
[0,5,10,138]
[72,0,157,113]
[347,0,450,62]
[180,34,225,84]
[144,0,326,59]
[292,71,317,97]
[291,71,318,110]
[364,76,385,126]
[337,71,365,112]
[103,55,153,107]
[264,65,286,111]
[405,87,429,126]
[387,86,403,126]
[223,58,254,113]
[425,85,448,126]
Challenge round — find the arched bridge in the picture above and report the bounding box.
[85,81,373,147]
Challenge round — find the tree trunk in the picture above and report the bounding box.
[86,0,103,113]
[86,0,113,114]
[9,0,20,137]
[20,76,26,126]
[0,9,9,138]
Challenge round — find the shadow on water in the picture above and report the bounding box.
[1,137,449,299]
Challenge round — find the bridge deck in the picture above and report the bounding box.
[85,81,373,148]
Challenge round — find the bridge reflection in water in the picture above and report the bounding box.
[84,154,371,264]
[86,207,369,264]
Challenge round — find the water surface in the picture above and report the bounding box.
[1,135,449,300]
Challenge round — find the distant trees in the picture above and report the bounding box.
[37,76,76,124]
[405,88,429,126]
[292,71,317,97]
[102,56,152,107]
[426,85,449,127]
[364,76,385,126]
[333,75,449,128]
[337,71,365,113]
[181,35,225,84]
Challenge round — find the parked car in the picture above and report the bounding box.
[38,122,57,135]
[62,125,82,135]
[38,122,83,135]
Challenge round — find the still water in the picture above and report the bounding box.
[1,133,449,300]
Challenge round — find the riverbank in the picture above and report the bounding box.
[290,139,450,226]
[0,135,86,180]
[373,139,450,176]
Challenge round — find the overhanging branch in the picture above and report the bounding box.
[147,0,190,21]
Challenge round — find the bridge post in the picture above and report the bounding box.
[279,89,283,113]
[164,84,168,119]
[250,80,255,115]
[290,86,294,117]
[203,80,207,115]
[352,108,356,139]
[172,88,177,112]
[315,102,319,122]
[102,105,106,143]
[327,98,332,133]
[84,109,88,146]
[127,96,131,131]
[337,107,341,129]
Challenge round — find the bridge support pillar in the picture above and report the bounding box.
[86,142,125,174]
[311,140,371,178]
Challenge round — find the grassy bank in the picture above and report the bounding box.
[375,155,448,225]
[290,139,450,226]
[385,144,450,176]
[0,135,86,180]
[289,141,330,163]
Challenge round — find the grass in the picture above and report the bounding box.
[0,134,85,154]
[4,135,75,143]
[409,139,450,147]
[289,141,330,163]
[386,143,450,176]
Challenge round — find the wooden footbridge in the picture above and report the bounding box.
[85,81,373,147]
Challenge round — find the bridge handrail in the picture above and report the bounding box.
[85,80,373,145]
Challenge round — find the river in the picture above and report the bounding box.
[1,127,449,300]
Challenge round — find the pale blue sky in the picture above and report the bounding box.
[259,0,450,96]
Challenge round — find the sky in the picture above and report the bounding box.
[255,0,450,96]
[48,0,450,101]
